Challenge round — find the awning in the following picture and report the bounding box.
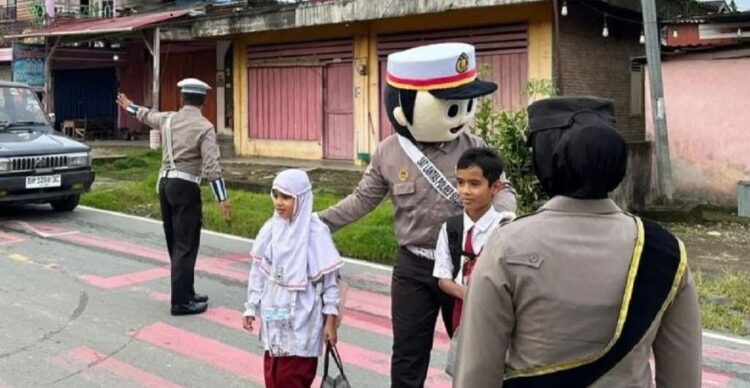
[5,8,192,39]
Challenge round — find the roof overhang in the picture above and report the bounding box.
[5,8,191,39]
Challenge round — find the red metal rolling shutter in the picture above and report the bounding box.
[246,39,354,150]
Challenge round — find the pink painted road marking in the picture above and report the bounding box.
[196,258,247,282]
[345,288,450,339]
[702,368,733,388]
[1,221,78,238]
[350,273,393,287]
[59,233,169,263]
[62,233,450,347]
[80,267,171,289]
[203,305,257,332]
[190,303,452,387]
[133,322,266,384]
[344,309,450,352]
[61,232,250,285]
[345,288,391,318]
[0,231,24,246]
[704,343,750,366]
[149,291,171,303]
[652,359,732,388]
[67,346,183,388]
[147,290,449,352]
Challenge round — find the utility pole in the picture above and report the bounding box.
[152,27,160,111]
[641,0,674,202]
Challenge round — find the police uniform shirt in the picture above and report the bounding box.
[318,132,516,250]
[128,105,227,201]
[453,196,702,388]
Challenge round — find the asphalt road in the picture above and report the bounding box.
[0,205,748,387]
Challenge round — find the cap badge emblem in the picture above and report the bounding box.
[456,53,470,73]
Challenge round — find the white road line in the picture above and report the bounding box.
[703,331,750,346]
[78,206,394,272]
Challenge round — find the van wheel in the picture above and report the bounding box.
[50,195,80,212]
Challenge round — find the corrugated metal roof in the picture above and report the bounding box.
[5,8,192,39]
[666,10,750,24]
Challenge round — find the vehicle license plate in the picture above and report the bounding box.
[26,175,61,189]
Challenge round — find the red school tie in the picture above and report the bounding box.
[463,226,476,279]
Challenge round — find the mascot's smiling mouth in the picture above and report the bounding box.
[449,124,464,134]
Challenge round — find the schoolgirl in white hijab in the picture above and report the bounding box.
[242,169,343,388]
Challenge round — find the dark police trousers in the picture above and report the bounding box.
[391,247,455,388]
[158,178,202,305]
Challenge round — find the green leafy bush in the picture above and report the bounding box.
[471,78,555,213]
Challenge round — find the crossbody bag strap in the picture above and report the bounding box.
[504,217,687,387]
[164,113,176,170]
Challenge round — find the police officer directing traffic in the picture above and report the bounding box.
[117,78,232,316]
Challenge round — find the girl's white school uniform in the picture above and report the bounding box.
[244,169,343,358]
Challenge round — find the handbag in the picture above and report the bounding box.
[321,343,351,388]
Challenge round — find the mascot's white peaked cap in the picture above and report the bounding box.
[385,43,497,143]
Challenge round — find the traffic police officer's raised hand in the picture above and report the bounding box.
[116,93,133,110]
[219,199,232,221]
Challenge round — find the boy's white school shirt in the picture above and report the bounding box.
[433,207,504,285]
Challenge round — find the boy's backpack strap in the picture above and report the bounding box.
[445,214,464,279]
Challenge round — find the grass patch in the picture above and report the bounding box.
[94,149,163,181]
[696,271,750,336]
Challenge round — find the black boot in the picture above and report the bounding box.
[171,301,208,316]
[191,293,209,303]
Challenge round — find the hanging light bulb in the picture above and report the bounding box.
[738,28,743,37]
[561,1,568,16]
[672,29,679,38]
[639,30,645,44]
[602,16,609,38]
[113,54,119,61]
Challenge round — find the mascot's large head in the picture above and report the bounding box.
[385,42,498,143]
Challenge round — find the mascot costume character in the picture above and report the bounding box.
[319,43,516,387]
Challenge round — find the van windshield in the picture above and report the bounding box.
[0,86,48,127]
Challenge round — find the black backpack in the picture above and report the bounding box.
[445,214,466,280]
[445,213,514,279]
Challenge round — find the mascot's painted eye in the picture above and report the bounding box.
[467,99,474,113]
[447,104,460,118]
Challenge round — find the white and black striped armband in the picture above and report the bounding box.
[210,178,228,202]
[125,104,141,116]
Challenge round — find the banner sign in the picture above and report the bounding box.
[12,43,46,88]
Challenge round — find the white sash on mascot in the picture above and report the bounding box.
[397,135,463,207]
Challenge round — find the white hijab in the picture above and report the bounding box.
[251,169,343,290]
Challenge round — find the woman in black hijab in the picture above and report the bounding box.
[453,96,702,388]
[527,96,627,199]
